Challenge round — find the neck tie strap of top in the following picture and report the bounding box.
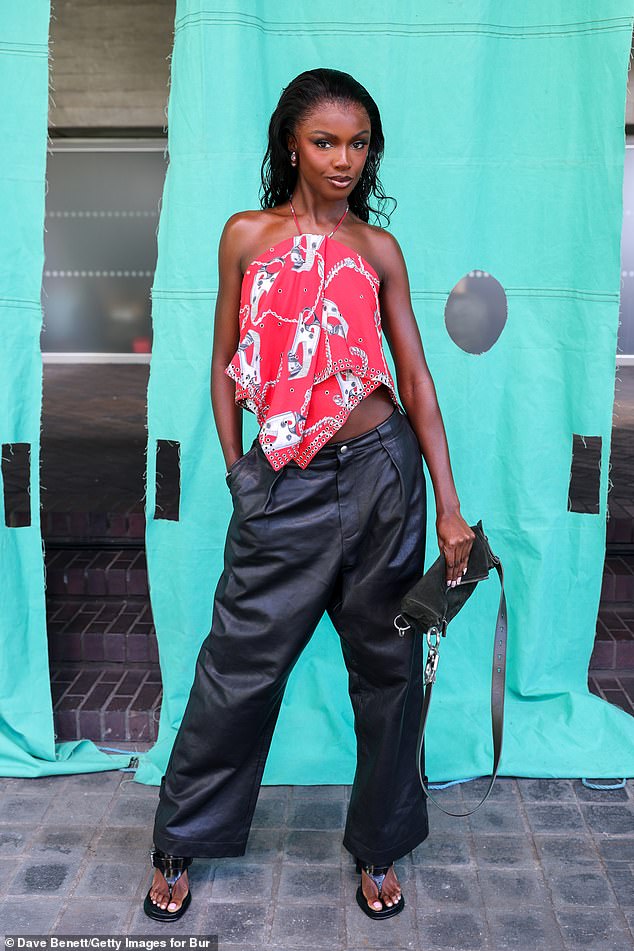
[289,197,349,238]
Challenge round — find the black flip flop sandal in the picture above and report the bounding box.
[355,857,405,919]
[143,847,193,921]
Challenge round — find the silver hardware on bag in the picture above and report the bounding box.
[424,646,440,684]
[426,625,441,648]
[393,613,411,637]
[424,626,442,684]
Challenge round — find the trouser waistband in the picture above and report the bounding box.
[277,404,408,469]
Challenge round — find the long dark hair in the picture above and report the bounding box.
[259,68,396,228]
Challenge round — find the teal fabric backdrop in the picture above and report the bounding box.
[135,0,634,787]
[1,2,632,785]
[0,3,130,776]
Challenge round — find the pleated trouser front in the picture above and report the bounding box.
[152,404,430,866]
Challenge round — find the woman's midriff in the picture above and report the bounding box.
[324,384,397,445]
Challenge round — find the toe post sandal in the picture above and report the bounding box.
[355,857,405,919]
[143,846,193,921]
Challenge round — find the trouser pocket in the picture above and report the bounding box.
[225,440,258,488]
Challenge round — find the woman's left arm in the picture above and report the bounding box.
[377,230,475,587]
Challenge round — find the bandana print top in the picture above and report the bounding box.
[224,205,402,470]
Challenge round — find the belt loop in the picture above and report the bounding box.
[377,404,400,445]
[377,419,389,452]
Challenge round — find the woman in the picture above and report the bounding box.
[144,67,474,923]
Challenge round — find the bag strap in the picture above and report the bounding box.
[417,556,508,816]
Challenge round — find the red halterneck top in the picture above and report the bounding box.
[224,201,402,470]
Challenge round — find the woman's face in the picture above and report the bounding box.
[288,100,371,200]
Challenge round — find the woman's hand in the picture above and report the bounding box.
[436,510,476,587]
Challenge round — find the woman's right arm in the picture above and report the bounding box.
[211,214,246,471]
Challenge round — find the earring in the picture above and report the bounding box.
[290,150,296,166]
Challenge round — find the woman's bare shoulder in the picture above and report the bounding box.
[362,220,402,255]
[219,208,287,270]
[220,208,280,239]
[347,216,404,283]
[348,215,399,251]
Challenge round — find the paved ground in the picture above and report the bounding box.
[0,765,633,950]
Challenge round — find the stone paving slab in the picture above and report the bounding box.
[0,771,632,950]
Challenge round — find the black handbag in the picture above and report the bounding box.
[393,519,507,816]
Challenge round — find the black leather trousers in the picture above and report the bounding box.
[152,404,430,866]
